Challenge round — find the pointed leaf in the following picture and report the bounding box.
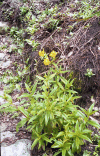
[32,81,38,94]
[88,120,100,129]
[53,150,61,156]
[62,149,66,156]
[56,132,64,138]
[18,93,32,99]
[31,138,39,149]
[18,106,29,117]
[0,103,10,109]
[79,134,92,143]
[42,136,52,143]
[36,75,44,80]
[75,121,79,133]
[57,82,64,90]
[49,73,56,79]
[25,83,31,93]
[75,137,80,149]
[88,103,95,114]
[16,118,27,132]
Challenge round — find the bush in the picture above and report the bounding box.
[1,52,100,156]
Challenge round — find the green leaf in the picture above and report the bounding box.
[75,121,79,133]
[49,73,56,79]
[79,134,92,143]
[62,149,66,156]
[52,141,63,148]
[36,75,44,80]
[45,112,49,125]
[42,136,52,143]
[60,70,70,74]
[18,93,32,99]
[57,82,64,90]
[76,110,86,119]
[88,120,100,129]
[32,81,38,94]
[60,77,68,85]
[88,103,95,115]
[0,103,10,109]
[18,106,29,117]
[66,94,73,103]
[16,118,27,132]
[75,137,80,149]
[53,150,61,156]
[82,129,92,134]
[4,94,12,103]
[56,132,64,138]
[31,138,39,149]
[25,83,31,93]
[49,86,58,96]
[28,115,37,124]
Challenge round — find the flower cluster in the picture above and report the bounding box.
[49,50,58,58]
[39,49,45,57]
[38,49,58,66]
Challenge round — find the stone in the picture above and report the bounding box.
[0,123,9,133]
[0,53,5,61]
[1,139,32,156]
[1,131,16,142]
[93,107,98,111]
[0,22,8,28]
[93,112,99,117]
[1,61,12,68]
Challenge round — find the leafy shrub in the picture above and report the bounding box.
[0,51,100,156]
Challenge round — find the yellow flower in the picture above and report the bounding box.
[44,58,50,65]
[39,49,45,57]
[49,50,58,58]
[44,75,47,78]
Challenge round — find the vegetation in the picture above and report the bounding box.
[0,0,100,155]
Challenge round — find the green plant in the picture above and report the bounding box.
[20,6,29,16]
[25,38,39,51]
[83,150,91,156]
[74,0,100,20]
[85,68,95,78]
[1,51,100,156]
[92,133,100,155]
[10,26,18,37]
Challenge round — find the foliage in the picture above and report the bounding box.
[85,68,95,78]
[1,52,100,156]
[0,0,100,155]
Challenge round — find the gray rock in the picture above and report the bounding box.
[1,131,16,142]
[0,22,8,28]
[93,107,98,111]
[0,53,5,61]
[1,139,32,156]
[1,60,12,68]
[0,123,10,133]
[93,112,99,117]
